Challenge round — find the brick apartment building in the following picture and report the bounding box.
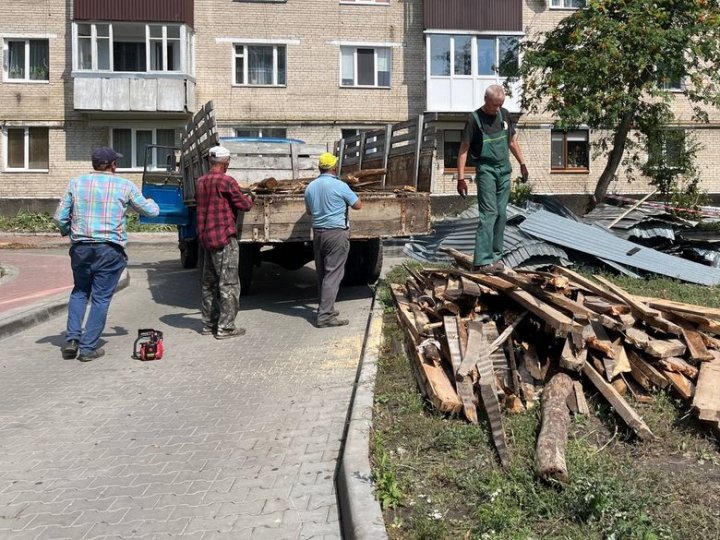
[1,0,718,213]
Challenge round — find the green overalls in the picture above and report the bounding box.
[472,110,512,267]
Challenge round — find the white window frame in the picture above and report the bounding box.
[339,46,392,88]
[232,43,286,87]
[109,127,178,171]
[427,33,521,80]
[3,126,50,172]
[72,22,191,74]
[2,38,50,83]
[550,0,586,9]
[234,127,288,138]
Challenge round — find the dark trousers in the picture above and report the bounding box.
[66,242,127,355]
[313,228,350,321]
[201,237,240,332]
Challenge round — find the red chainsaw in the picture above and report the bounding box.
[132,329,164,361]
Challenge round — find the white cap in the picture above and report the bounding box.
[209,146,231,159]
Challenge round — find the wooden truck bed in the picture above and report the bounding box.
[237,191,431,243]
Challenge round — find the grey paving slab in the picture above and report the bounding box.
[0,245,373,538]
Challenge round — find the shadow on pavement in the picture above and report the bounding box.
[35,326,128,353]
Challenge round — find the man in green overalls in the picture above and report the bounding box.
[456,85,529,273]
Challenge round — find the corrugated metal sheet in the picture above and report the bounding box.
[74,0,194,26]
[402,208,569,269]
[518,210,720,285]
[424,0,522,32]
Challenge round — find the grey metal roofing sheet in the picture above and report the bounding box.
[518,209,720,285]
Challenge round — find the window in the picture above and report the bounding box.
[550,0,586,8]
[5,127,49,171]
[234,127,287,138]
[647,130,685,169]
[551,130,589,171]
[443,130,475,170]
[74,23,190,73]
[341,46,391,87]
[234,45,286,86]
[4,39,49,81]
[111,128,178,170]
[429,35,519,78]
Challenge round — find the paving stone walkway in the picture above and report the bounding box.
[0,246,373,539]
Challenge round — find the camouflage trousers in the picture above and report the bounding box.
[201,237,240,332]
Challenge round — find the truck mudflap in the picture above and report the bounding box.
[236,192,431,243]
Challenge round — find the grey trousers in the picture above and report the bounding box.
[201,237,240,332]
[313,228,350,321]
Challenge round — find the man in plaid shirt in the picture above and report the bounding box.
[54,146,159,362]
[196,146,254,339]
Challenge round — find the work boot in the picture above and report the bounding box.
[201,325,215,336]
[78,348,105,362]
[317,316,349,328]
[472,262,504,274]
[215,327,246,340]
[61,339,79,360]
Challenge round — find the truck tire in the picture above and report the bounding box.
[343,238,383,286]
[180,239,199,269]
[239,244,255,295]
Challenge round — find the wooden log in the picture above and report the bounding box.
[536,373,574,483]
[693,354,720,423]
[582,361,655,441]
[444,316,479,423]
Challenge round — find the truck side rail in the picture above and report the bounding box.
[180,101,219,205]
[336,115,437,192]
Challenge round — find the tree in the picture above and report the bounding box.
[515,0,720,203]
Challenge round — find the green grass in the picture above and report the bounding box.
[372,267,720,539]
[0,211,174,233]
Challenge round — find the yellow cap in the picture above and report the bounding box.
[318,152,338,169]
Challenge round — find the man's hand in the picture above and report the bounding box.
[520,164,529,183]
[456,177,468,198]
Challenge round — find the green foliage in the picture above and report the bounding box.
[509,178,533,207]
[516,0,720,201]
[0,211,58,232]
[372,448,404,510]
[0,211,173,233]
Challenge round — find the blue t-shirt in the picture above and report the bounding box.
[304,173,359,229]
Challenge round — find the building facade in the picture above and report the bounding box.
[1,0,718,211]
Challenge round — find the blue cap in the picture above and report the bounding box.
[91,146,123,165]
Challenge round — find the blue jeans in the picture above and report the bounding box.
[66,243,127,355]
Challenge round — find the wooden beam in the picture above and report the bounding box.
[536,373,574,483]
[476,338,511,468]
[693,355,720,423]
[627,349,669,390]
[644,338,687,359]
[552,266,625,304]
[444,316,479,424]
[582,361,655,441]
[663,370,696,401]
[499,272,597,320]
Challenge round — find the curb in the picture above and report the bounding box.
[0,269,130,341]
[337,294,389,540]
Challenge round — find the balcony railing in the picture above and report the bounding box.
[73,72,195,113]
[424,0,522,32]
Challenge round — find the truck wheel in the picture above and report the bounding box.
[343,239,383,286]
[364,238,383,284]
[180,239,199,269]
[239,244,255,295]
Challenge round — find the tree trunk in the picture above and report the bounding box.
[593,109,636,203]
[536,372,574,483]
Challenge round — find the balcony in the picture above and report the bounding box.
[73,72,195,113]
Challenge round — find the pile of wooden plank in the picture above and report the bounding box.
[390,249,720,481]
[247,168,416,194]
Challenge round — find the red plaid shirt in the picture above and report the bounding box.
[195,171,253,250]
